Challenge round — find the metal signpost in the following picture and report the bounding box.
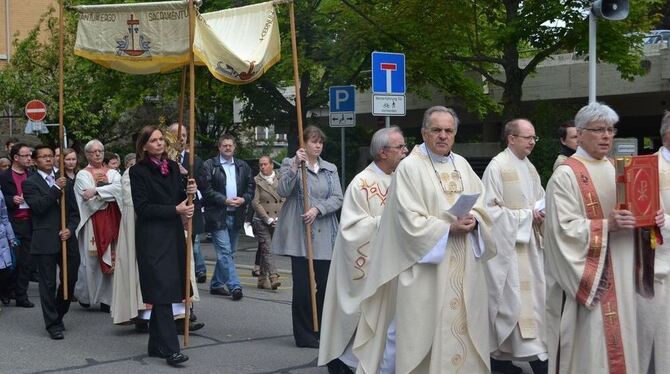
[371,51,406,127]
[329,85,356,189]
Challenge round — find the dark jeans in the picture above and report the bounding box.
[34,248,79,332]
[10,219,33,302]
[290,256,330,347]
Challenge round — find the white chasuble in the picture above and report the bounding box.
[637,149,670,373]
[544,150,639,374]
[318,163,392,367]
[73,168,122,306]
[482,148,547,360]
[353,145,495,374]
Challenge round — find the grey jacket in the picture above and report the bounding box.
[271,157,343,260]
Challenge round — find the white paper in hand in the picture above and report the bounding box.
[447,193,480,217]
[243,221,254,237]
[534,198,545,213]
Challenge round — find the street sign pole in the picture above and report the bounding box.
[341,128,345,190]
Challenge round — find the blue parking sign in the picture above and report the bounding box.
[329,86,356,113]
[372,52,405,94]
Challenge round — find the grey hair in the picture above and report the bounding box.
[660,111,670,137]
[369,126,403,160]
[84,139,104,153]
[124,153,136,165]
[421,106,460,130]
[574,102,619,129]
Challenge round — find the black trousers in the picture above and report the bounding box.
[10,219,33,302]
[33,248,79,333]
[290,256,330,347]
[148,303,180,355]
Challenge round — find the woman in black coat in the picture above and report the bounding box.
[129,125,195,367]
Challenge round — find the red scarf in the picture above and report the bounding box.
[150,156,169,176]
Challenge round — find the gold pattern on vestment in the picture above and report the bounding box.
[360,179,388,205]
[448,235,467,373]
[352,242,369,281]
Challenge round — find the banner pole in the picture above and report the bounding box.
[289,1,319,333]
[58,0,68,300]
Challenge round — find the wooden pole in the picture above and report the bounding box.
[289,1,319,333]
[177,67,187,142]
[183,0,196,346]
[58,0,68,300]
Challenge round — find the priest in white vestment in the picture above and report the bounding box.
[318,127,408,372]
[74,140,122,309]
[638,111,670,373]
[544,102,664,374]
[482,119,548,374]
[353,106,496,374]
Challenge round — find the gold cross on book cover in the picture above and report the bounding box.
[615,154,660,228]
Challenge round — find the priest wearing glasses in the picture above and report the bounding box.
[353,106,496,374]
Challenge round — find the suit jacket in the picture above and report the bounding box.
[199,156,255,232]
[0,167,33,219]
[22,172,79,255]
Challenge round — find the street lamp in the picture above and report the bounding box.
[589,0,629,103]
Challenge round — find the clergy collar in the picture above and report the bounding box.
[574,146,601,161]
[419,143,453,164]
[505,147,526,161]
[37,169,55,180]
[219,155,235,165]
[661,147,670,162]
[370,162,386,175]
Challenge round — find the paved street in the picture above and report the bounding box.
[0,234,533,373]
[0,235,325,374]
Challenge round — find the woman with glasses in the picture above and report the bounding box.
[73,140,122,313]
[271,126,344,348]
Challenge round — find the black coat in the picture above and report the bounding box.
[22,173,79,255]
[0,168,33,219]
[179,151,204,235]
[199,156,255,232]
[129,159,187,304]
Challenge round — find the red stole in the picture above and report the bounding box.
[564,157,626,374]
[91,202,121,274]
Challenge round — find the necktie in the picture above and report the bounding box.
[46,175,55,187]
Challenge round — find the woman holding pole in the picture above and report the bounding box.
[129,125,195,366]
[272,125,343,348]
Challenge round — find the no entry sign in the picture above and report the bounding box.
[25,100,47,121]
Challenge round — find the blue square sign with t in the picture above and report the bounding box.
[372,51,405,94]
[329,86,356,113]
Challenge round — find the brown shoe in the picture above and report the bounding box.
[269,274,281,290]
[257,276,271,289]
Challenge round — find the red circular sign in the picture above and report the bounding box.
[25,100,47,121]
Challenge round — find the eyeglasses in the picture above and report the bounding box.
[582,126,618,135]
[384,144,407,150]
[513,134,540,142]
[17,154,32,158]
[86,149,104,154]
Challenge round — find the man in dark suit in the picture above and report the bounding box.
[200,134,254,301]
[23,145,80,340]
[0,143,35,308]
[168,123,206,283]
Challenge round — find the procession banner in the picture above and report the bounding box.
[194,1,281,84]
[73,1,190,74]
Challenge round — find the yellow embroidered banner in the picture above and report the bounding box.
[73,1,190,74]
[194,1,281,84]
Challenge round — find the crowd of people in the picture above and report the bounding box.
[0,104,669,374]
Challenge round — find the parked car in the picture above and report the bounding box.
[644,30,670,45]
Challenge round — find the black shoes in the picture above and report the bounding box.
[491,358,523,374]
[148,347,189,366]
[231,288,243,301]
[48,329,64,340]
[134,322,149,333]
[210,287,230,296]
[166,352,189,366]
[196,272,206,284]
[16,299,34,308]
[327,358,354,374]
[529,359,548,374]
[79,301,90,309]
[175,318,205,335]
[100,303,110,313]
